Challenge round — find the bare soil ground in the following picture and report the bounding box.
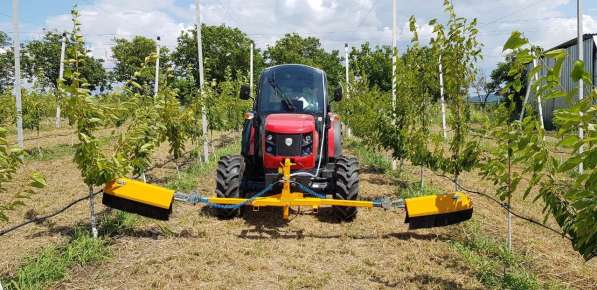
[1,127,595,289]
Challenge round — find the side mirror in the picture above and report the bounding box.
[239,84,251,100]
[333,87,343,102]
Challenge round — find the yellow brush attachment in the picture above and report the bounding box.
[404,192,473,229]
[102,178,174,220]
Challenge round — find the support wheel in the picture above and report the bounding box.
[333,156,359,222]
[214,155,244,219]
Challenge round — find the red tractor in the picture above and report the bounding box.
[215,64,359,221]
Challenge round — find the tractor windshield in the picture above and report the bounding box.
[258,65,325,115]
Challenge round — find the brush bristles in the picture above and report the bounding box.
[102,193,172,221]
[406,208,473,230]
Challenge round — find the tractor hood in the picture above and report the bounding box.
[264,113,315,134]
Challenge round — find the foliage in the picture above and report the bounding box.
[335,75,388,147]
[0,90,56,132]
[486,31,596,260]
[264,33,343,87]
[205,67,252,131]
[172,24,263,88]
[22,91,55,134]
[339,1,482,183]
[425,0,482,181]
[0,33,14,93]
[0,92,15,126]
[0,127,46,221]
[26,31,109,92]
[111,35,165,87]
[348,42,393,91]
[488,54,528,116]
[62,8,130,187]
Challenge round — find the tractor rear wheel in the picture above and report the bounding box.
[214,155,244,219]
[333,156,359,222]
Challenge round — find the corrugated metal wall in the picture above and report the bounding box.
[529,36,595,129]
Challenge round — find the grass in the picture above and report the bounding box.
[24,135,112,161]
[98,210,139,237]
[2,229,108,290]
[343,138,391,172]
[0,210,139,290]
[25,144,75,161]
[450,221,568,290]
[166,142,241,192]
[399,182,444,198]
[346,133,580,289]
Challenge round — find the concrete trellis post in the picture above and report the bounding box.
[12,0,24,149]
[438,55,447,140]
[577,0,584,174]
[89,186,98,238]
[56,32,66,128]
[154,36,160,98]
[391,0,398,170]
[196,0,209,163]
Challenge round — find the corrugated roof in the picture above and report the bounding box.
[547,33,597,51]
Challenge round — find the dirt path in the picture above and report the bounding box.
[58,171,484,290]
[1,132,595,289]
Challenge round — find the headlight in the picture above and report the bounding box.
[266,134,273,142]
[302,146,312,155]
[303,134,312,145]
[266,144,274,153]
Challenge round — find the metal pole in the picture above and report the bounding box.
[391,0,397,170]
[12,0,23,149]
[196,0,209,163]
[56,32,66,129]
[577,0,584,174]
[250,42,254,99]
[439,55,447,139]
[154,36,161,98]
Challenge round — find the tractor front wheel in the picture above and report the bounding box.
[333,156,359,222]
[214,155,244,219]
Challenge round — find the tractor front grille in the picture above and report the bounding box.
[274,134,302,156]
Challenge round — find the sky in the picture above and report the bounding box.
[1,0,597,74]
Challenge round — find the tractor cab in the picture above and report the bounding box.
[231,64,355,219]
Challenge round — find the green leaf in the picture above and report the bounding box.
[559,135,579,148]
[571,60,585,81]
[29,172,47,188]
[503,31,528,51]
[559,155,582,172]
[544,49,566,59]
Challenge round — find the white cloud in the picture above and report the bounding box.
[38,0,597,72]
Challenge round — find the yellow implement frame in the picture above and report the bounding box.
[205,159,374,220]
[104,158,473,224]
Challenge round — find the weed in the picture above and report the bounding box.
[450,221,565,290]
[99,210,138,236]
[3,230,108,290]
[344,138,390,173]
[25,144,74,161]
[166,142,240,192]
[399,182,443,198]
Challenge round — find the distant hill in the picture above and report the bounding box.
[468,93,501,104]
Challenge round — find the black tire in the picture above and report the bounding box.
[214,155,244,219]
[333,156,359,222]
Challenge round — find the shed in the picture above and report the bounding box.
[530,34,596,129]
